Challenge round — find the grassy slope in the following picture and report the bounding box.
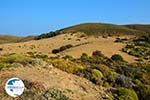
[124,24,150,34]
[59,23,146,36]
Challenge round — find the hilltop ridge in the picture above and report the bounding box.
[36,23,150,40]
[59,23,145,35]
[0,34,35,44]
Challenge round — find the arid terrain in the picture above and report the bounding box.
[0,33,136,63]
[0,23,150,100]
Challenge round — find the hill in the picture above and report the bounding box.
[124,24,150,34]
[18,36,36,42]
[58,23,146,36]
[0,34,35,44]
[0,35,22,44]
[36,23,149,40]
[0,24,149,100]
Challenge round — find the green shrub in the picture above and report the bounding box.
[66,44,73,48]
[122,47,128,52]
[52,44,73,54]
[50,58,83,73]
[81,53,89,61]
[19,89,44,100]
[35,31,61,40]
[137,84,150,100]
[43,88,68,100]
[60,46,68,51]
[126,44,135,49]
[128,48,142,57]
[3,54,26,64]
[103,82,110,88]
[59,44,73,51]
[107,72,116,84]
[117,87,138,100]
[35,54,48,59]
[97,64,111,77]
[0,63,7,70]
[91,69,104,80]
[111,54,124,61]
[62,55,73,60]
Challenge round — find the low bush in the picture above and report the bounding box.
[2,54,26,64]
[19,89,44,100]
[0,48,3,51]
[87,69,104,85]
[50,58,83,73]
[115,74,135,88]
[92,50,104,57]
[106,72,116,84]
[35,31,61,40]
[115,38,128,43]
[137,84,150,100]
[62,55,73,60]
[52,49,60,54]
[111,54,124,62]
[52,44,73,54]
[80,53,89,61]
[0,63,7,70]
[97,64,112,77]
[116,87,138,100]
[91,69,104,80]
[76,68,92,80]
[43,88,68,100]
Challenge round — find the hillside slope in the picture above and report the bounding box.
[0,33,137,63]
[35,23,150,40]
[0,34,35,44]
[0,64,109,100]
[0,35,22,44]
[124,24,150,34]
[58,23,146,36]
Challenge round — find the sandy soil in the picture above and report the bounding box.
[0,65,107,100]
[0,33,136,63]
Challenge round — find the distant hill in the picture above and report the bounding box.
[36,23,149,40]
[0,34,35,44]
[123,24,150,34]
[58,23,147,36]
[18,36,35,42]
[2,23,150,41]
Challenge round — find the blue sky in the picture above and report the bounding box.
[0,0,150,36]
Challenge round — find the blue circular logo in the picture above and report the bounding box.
[5,77,25,97]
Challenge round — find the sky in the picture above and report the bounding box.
[0,0,150,36]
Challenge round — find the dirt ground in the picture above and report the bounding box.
[0,65,108,100]
[0,33,136,63]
